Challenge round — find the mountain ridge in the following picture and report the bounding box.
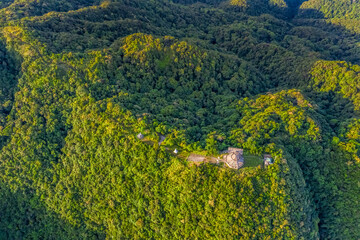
[0,0,359,239]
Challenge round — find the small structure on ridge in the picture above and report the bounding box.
[223,147,244,169]
[174,149,178,154]
[137,133,144,140]
[264,154,274,167]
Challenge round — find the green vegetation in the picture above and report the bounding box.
[0,0,358,239]
[298,0,360,34]
[243,154,263,168]
[300,0,360,19]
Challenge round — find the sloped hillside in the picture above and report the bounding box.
[0,0,359,239]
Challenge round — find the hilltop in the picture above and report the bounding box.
[0,0,359,239]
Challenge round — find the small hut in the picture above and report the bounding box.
[137,133,144,140]
[174,149,178,154]
[264,154,274,167]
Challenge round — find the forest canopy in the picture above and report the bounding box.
[0,0,359,239]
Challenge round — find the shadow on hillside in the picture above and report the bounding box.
[0,0,13,10]
[0,40,21,150]
[0,183,105,239]
[289,7,360,116]
[273,6,360,239]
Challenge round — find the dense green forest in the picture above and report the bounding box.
[0,0,359,239]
